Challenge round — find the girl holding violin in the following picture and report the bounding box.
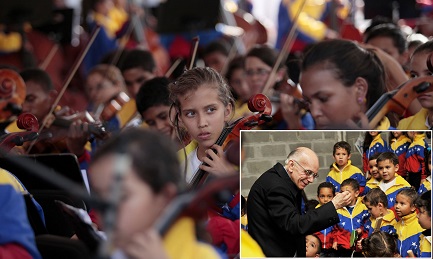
[292,39,389,129]
[169,67,240,258]
[398,41,433,130]
[244,44,314,129]
[169,67,237,183]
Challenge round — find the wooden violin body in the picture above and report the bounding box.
[367,75,433,128]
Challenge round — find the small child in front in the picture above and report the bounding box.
[394,188,425,257]
[414,190,431,258]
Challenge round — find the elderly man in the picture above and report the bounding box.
[247,147,352,257]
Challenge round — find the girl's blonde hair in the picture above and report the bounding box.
[169,67,235,113]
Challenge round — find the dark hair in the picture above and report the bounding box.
[301,39,386,110]
[91,128,183,193]
[20,68,54,92]
[425,147,431,176]
[377,152,399,166]
[369,152,382,161]
[388,131,409,146]
[317,182,336,196]
[397,188,418,205]
[120,49,156,73]
[241,195,247,216]
[364,24,408,54]
[415,190,431,217]
[136,77,170,116]
[411,40,433,59]
[225,55,245,101]
[169,67,235,112]
[363,16,395,35]
[361,231,398,257]
[246,44,284,69]
[341,178,359,191]
[333,141,351,155]
[202,39,230,57]
[363,188,388,207]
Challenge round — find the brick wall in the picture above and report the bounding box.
[240,130,392,200]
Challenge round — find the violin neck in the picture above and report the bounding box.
[187,122,236,191]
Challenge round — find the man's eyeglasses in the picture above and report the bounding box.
[292,160,319,179]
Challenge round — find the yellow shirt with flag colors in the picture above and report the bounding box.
[397,108,429,130]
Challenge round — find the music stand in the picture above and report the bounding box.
[156,0,220,34]
[0,153,88,192]
[0,0,52,27]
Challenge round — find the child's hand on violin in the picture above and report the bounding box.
[199,144,237,177]
[66,121,90,157]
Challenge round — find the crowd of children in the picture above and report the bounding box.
[308,136,431,257]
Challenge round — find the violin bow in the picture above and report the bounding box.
[261,0,307,96]
[26,26,101,153]
[188,36,200,70]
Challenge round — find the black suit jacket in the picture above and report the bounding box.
[247,163,339,257]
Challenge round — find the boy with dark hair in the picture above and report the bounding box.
[135,77,189,147]
[332,178,369,257]
[326,141,366,194]
[120,49,157,98]
[377,152,411,211]
[394,188,424,257]
[414,190,431,258]
[362,188,396,236]
[202,39,230,74]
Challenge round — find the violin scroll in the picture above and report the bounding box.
[17,112,39,132]
[0,69,26,122]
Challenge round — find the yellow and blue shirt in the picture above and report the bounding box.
[396,212,425,257]
[418,176,431,195]
[326,160,366,194]
[378,175,411,209]
[362,133,389,173]
[419,231,431,258]
[397,108,429,130]
[390,134,411,177]
[362,209,397,237]
[333,197,369,250]
[364,178,380,194]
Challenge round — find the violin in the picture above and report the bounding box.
[96,91,130,122]
[0,113,39,152]
[0,69,26,123]
[188,94,272,190]
[366,75,433,129]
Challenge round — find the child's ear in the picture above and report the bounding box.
[348,153,352,159]
[224,103,233,121]
[394,164,399,172]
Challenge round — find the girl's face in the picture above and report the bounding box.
[89,154,171,250]
[299,66,365,129]
[86,72,120,106]
[394,193,416,217]
[369,131,378,137]
[229,68,251,103]
[410,51,433,109]
[417,206,431,229]
[245,56,272,96]
[178,85,232,154]
[318,187,334,205]
[305,235,320,257]
[364,201,382,219]
[392,131,402,138]
[368,159,381,180]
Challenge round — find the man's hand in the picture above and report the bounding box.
[331,190,352,210]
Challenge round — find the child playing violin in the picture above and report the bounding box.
[398,41,433,130]
[168,67,237,183]
[169,67,240,257]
